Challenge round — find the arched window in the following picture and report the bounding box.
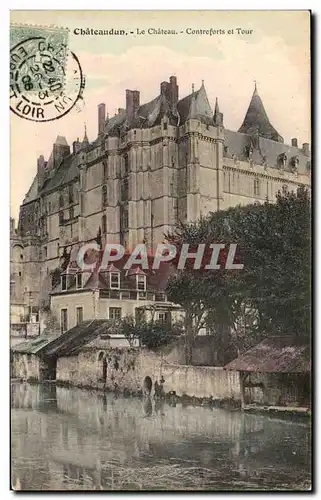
[98,352,107,384]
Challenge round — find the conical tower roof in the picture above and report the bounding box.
[238,83,283,143]
[82,124,89,147]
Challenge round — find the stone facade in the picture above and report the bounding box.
[50,289,184,333]
[13,76,311,315]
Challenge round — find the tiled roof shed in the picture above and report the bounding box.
[224,336,311,373]
[42,320,111,358]
[11,335,60,355]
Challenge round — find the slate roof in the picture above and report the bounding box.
[224,336,311,373]
[238,85,283,143]
[41,154,79,194]
[224,129,309,174]
[55,135,69,146]
[177,84,213,125]
[11,334,60,355]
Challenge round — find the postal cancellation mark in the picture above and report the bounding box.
[10,24,85,122]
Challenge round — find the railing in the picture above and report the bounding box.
[99,289,166,301]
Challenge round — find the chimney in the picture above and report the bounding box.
[37,155,46,191]
[72,140,81,154]
[10,217,15,233]
[160,81,171,100]
[169,75,179,108]
[53,137,70,169]
[98,103,106,135]
[126,90,140,119]
[302,143,310,155]
[291,138,298,147]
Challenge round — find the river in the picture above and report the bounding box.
[11,381,311,491]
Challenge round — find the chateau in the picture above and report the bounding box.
[10,75,310,331]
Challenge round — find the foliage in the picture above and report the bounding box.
[166,186,311,363]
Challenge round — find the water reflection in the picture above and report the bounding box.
[11,382,311,491]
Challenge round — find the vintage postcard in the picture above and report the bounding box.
[10,10,311,492]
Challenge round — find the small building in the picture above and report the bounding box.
[11,335,59,381]
[11,320,110,381]
[50,251,184,334]
[224,336,311,411]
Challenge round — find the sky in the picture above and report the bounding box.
[10,10,311,219]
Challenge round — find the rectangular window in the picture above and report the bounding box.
[110,272,120,290]
[124,154,129,175]
[61,308,68,333]
[69,207,74,220]
[44,246,47,258]
[158,311,172,325]
[59,211,64,225]
[121,205,129,231]
[68,185,74,204]
[158,312,166,323]
[109,307,122,320]
[59,193,64,208]
[103,160,108,180]
[135,308,145,323]
[136,275,146,291]
[76,273,82,289]
[102,214,107,234]
[254,178,260,196]
[76,306,83,325]
[121,178,129,201]
[102,185,108,207]
[61,275,67,291]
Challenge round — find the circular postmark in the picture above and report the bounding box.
[10,37,85,122]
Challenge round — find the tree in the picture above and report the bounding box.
[117,315,183,350]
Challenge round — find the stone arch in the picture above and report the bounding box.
[143,376,153,396]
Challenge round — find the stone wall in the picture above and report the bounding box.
[11,353,41,380]
[56,347,241,401]
[244,372,310,407]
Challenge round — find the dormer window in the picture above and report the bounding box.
[136,274,146,291]
[61,274,67,291]
[76,272,82,289]
[291,156,299,172]
[110,272,120,290]
[278,153,287,169]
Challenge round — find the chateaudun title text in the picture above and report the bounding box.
[73,27,254,36]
